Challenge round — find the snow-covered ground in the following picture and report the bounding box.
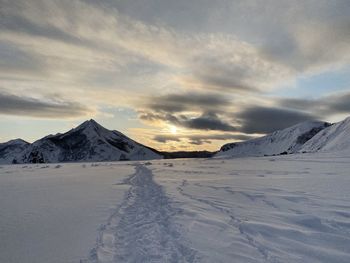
[0,163,134,263]
[0,153,349,263]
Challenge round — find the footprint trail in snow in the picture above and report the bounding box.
[87,164,196,263]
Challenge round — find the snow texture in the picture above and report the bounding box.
[0,162,134,263]
[1,154,350,263]
[88,164,196,263]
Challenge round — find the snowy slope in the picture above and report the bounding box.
[9,120,161,164]
[301,116,350,154]
[0,139,29,164]
[216,121,330,158]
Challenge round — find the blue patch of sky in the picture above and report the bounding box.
[270,66,350,99]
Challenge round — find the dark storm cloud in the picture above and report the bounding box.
[142,90,350,137]
[187,133,255,145]
[153,135,181,143]
[0,92,90,118]
[181,113,237,132]
[278,92,350,116]
[140,110,237,132]
[330,93,350,113]
[277,98,316,111]
[141,92,237,132]
[147,92,231,113]
[153,133,254,145]
[138,111,182,125]
[236,106,318,134]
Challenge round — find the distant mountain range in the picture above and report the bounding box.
[0,120,162,164]
[1,116,350,164]
[216,116,350,158]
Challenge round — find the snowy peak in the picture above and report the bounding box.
[300,117,350,153]
[216,121,330,158]
[7,120,162,164]
[76,119,104,132]
[2,116,350,164]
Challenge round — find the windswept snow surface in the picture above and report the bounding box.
[1,154,350,263]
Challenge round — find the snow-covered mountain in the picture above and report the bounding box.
[216,121,330,158]
[0,139,29,164]
[300,116,350,154]
[3,117,350,164]
[3,120,162,164]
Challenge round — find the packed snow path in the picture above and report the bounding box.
[89,164,196,263]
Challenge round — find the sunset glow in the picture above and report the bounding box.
[0,1,349,151]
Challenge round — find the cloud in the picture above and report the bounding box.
[139,91,238,132]
[1,0,349,94]
[329,92,350,113]
[0,0,295,99]
[180,112,237,131]
[187,133,255,145]
[0,91,91,118]
[85,0,350,75]
[253,1,350,74]
[277,91,350,116]
[153,135,181,143]
[185,37,292,92]
[236,106,318,134]
[0,41,46,75]
[277,98,316,112]
[139,109,237,132]
[153,133,255,145]
[1,0,350,148]
[140,90,328,135]
[90,0,350,79]
[146,92,232,113]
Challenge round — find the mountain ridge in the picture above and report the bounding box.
[2,116,350,164]
[216,120,331,158]
[1,119,162,164]
[300,116,350,154]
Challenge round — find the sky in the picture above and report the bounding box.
[1,0,350,151]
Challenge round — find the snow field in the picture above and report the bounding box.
[0,154,349,263]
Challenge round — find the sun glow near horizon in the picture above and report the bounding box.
[170,126,178,134]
